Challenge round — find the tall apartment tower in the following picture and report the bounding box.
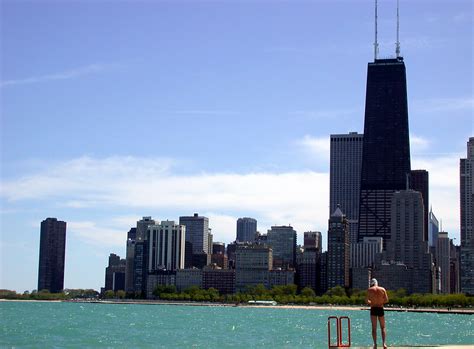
[327,207,350,289]
[330,132,363,243]
[267,225,297,269]
[147,221,185,271]
[460,137,474,295]
[358,57,411,246]
[436,232,451,294]
[409,170,429,241]
[38,218,67,293]
[236,217,257,243]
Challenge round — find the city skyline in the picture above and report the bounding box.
[1,1,472,292]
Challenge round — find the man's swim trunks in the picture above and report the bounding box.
[370,307,384,317]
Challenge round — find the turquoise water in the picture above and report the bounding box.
[0,302,473,348]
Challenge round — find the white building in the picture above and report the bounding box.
[147,220,185,271]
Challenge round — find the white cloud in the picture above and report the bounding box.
[0,64,114,88]
[410,134,430,153]
[411,97,474,114]
[1,156,330,247]
[296,135,330,162]
[67,221,126,247]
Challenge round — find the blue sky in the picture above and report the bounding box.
[1,0,472,292]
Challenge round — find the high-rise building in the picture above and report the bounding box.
[235,244,272,292]
[428,209,440,248]
[350,237,383,268]
[358,57,411,246]
[330,132,364,243]
[409,170,429,241]
[381,190,433,294]
[267,225,297,269]
[296,247,321,293]
[327,207,350,289]
[236,217,257,243]
[104,253,126,292]
[436,232,451,294]
[126,217,155,295]
[303,231,322,252]
[179,213,210,255]
[147,221,185,272]
[38,218,67,293]
[450,242,461,294]
[460,137,474,295]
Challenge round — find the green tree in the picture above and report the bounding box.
[104,290,115,299]
[300,287,316,298]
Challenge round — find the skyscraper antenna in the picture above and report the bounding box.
[374,0,379,60]
[396,0,401,57]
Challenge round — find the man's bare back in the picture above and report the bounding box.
[367,285,389,308]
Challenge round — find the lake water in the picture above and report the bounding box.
[0,301,473,348]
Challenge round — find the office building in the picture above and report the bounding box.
[409,170,429,241]
[126,217,155,295]
[358,57,411,246]
[296,247,320,293]
[175,269,202,292]
[450,242,461,294]
[202,267,235,294]
[104,253,126,292]
[327,207,350,289]
[267,225,297,269]
[212,242,226,255]
[147,221,185,272]
[235,245,272,292]
[303,231,322,252]
[460,137,474,295]
[436,232,450,294]
[236,217,257,243]
[379,190,433,294]
[330,132,363,243]
[38,218,67,293]
[180,214,210,267]
[350,237,383,268]
[428,209,439,248]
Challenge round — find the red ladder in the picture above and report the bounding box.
[327,316,351,348]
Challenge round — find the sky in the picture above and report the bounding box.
[0,0,472,293]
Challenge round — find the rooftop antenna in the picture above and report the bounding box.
[374,0,379,61]
[395,0,401,57]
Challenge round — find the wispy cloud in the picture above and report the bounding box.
[1,153,461,246]
[289,107,359,120]
[296,135,330,163]
[411,96,474,114]
[0,64,112,88]
[410,134,431,153]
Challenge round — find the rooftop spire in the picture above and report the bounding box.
[374,0,379,60]
[396,0,401,57]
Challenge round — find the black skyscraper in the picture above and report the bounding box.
[358,57,411,245]
[38,218,67,293]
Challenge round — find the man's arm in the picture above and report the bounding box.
[383,288,389,304]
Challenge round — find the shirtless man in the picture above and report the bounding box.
[366,278,389,349]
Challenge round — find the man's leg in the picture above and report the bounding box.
[371,315,378,348]
[378,316,387,348]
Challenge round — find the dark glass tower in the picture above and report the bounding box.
[38,218,67,293]
[358,57,411,245]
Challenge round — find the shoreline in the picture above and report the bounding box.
[3,298,471,314]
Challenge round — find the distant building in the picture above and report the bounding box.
[38,218,67,293]
[175,269,202,292]
[180,213,211,268]
[376,190,433,294]
[147,221,185,272]
[428,209,439,248]
[327,207,350,289]
[358,58,411,246]
[236,217,257,243]
[460,137,474,295]
[212,242,226,255]
[126,217,155,295]
[303,231,322,252]
[268,270,295,288]
[146,270,176,299]
[267,225,297,269]
[235,245,272,292]
[330,132,363,243]
[202,267,235,294]
[450,242,461,294]
[104,253,126,292]
[296,247,321,293]
[436,232,450,294]
[409,170,429,242]
[350,237,383,268]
